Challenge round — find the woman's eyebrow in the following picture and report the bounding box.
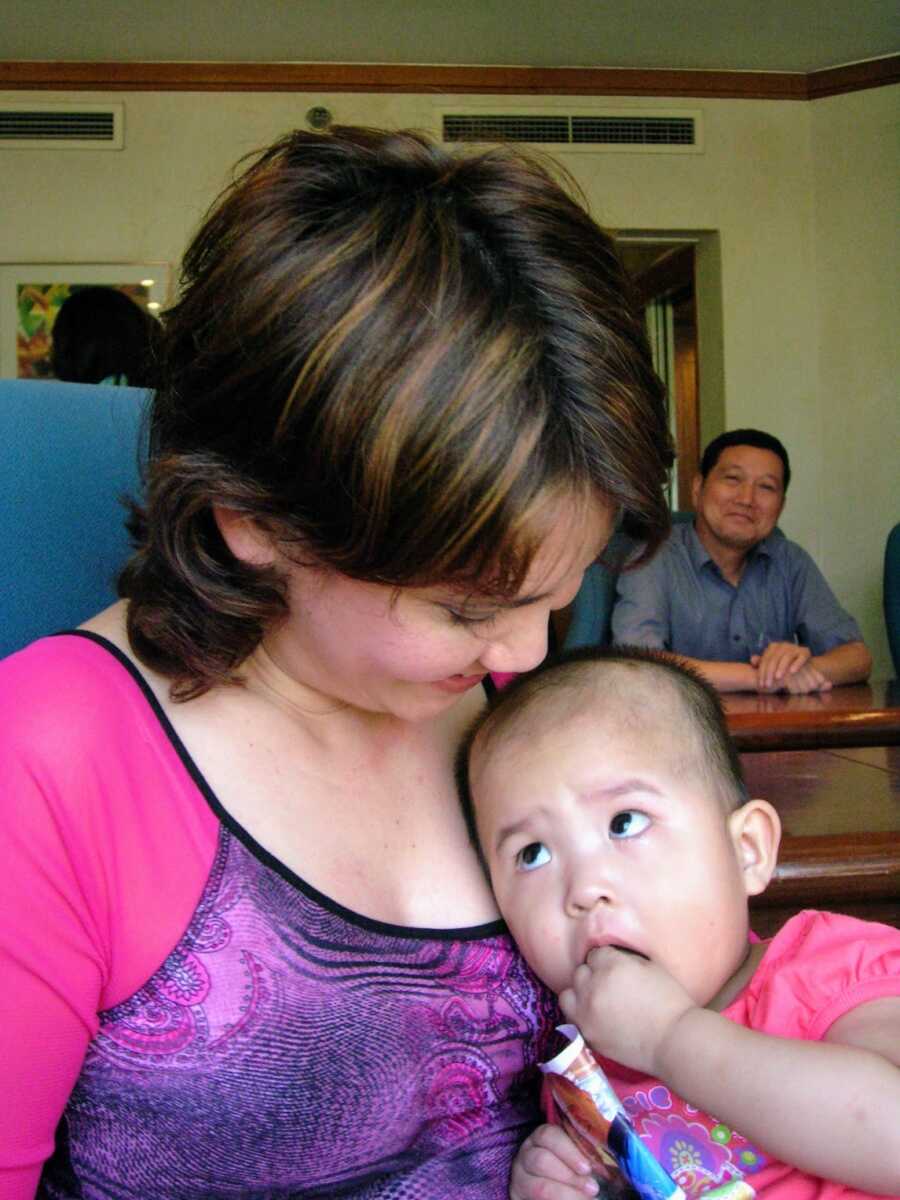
[493,592,551,610]
[439,590,552,611]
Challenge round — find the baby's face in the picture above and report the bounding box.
[471,709,754,1006]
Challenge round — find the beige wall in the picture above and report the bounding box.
[2,84,896,672]
[809,84,899,677]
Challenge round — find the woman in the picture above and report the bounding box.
[0,127,671,1199]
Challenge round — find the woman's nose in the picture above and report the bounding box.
[479,611,549,675]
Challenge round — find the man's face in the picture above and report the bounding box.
[471,704,754,1006]
[692,445,785,555]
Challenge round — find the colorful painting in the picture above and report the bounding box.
[0,264,169,379]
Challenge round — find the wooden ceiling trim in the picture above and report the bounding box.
[807,55,900,99]
[0,61,810,99]
[0,57,895,99]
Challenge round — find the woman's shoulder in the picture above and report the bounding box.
[0,627,209,846]
[0,628,223,1015]
[0,628,159,753]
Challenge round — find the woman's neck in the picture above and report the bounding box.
[238,641,350,719]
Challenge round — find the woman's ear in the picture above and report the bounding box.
[728,799,781,898]
[212,505,277,568]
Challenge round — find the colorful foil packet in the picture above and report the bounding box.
[539,1025,753,1200]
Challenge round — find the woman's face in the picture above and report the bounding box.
[263,496,614,722]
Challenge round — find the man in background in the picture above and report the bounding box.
[612,428,871,693]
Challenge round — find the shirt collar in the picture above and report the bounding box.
[685,520,781,571]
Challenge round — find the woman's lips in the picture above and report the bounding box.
[432,676,487,696]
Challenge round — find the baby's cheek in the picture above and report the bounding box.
[523,921,572,990]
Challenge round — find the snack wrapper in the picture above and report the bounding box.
[540,1024,685,1200]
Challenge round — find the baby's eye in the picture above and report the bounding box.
[609,810,650,839]
[515,842,551,871]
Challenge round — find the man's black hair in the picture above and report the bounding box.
[699,428,790,491]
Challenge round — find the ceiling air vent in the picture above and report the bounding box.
[441,109,701,154]
[572,115,695,145]
[0,103,124,150]
[444,114,570,144]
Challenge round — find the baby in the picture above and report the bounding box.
[460,647,900,1198]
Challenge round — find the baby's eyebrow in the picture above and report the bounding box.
[492,778,664,850]
[579,778,665,803]
[494,811,547,851]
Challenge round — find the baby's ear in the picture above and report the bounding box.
[213,505,277,568]
[728,799,781,897]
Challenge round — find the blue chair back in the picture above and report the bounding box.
[885,522,900,679]
[564,510,693,650]
[0,379,148,659]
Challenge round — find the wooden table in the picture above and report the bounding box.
[725,680,900,752]
[744,746,900,935]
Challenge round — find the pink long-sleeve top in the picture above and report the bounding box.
[0,633,554,1199]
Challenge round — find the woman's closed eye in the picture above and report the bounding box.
[609,810,650,839]
[515,841,551,871]
[443,606,500,630]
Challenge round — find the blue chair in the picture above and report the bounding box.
[884,522,900,679]
[0,379,148,659]
[564,510,693,650]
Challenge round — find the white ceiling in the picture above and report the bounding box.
[3,0,898,74]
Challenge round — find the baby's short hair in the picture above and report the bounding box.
[457,645,747,861]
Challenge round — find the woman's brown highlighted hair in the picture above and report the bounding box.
[121,126,673,698]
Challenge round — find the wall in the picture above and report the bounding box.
[1,84,895,672]
[810,83,899,677]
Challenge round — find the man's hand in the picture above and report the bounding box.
[752,641,808,689]
[558,947,695,1078]
[751,643,831,694]
[778,661,833,694]
[509,1124,599,1199]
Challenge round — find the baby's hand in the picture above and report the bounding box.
[559,947,695,1076]
[509,1123,599,1199]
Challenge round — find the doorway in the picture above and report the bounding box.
[615,232,724,512]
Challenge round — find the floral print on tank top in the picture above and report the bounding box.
[40,824,557,1199]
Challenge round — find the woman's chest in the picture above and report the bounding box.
[169,688,496,927]
[49,829,555,1199]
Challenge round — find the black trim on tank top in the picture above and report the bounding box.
[54,630,509,943]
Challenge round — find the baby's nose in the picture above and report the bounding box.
[565,874,613,917]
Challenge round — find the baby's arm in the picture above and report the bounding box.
[562,949,900,1193]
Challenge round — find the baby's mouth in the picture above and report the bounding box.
[585,942,650,962]
[609,944,650,960]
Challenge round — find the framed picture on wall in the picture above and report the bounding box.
[0,263,170,379]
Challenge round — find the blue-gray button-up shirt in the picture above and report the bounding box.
[611,521,863,662]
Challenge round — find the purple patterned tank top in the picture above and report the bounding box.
[40,817,557,1198]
